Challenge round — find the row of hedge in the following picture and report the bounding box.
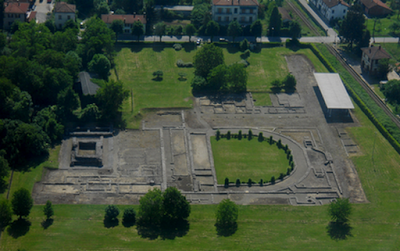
[224,168,293,188]
[304,42,400,154]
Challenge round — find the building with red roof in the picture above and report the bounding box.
[3,1,30,30]
[361,45,391,75]
[101,14,147,34]
[309,0,350,22]
[359,0,392,17]
[212,0,259,25]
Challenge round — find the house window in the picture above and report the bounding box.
[234,8,237,13]
[250,9,253,14]
[241,9,245,13]
[225,16,229,22]
[332,10,335,13]
[218,8,222,13]
[59,15,62,20]
[343,9,346,13]
[226,8,230,14]
[249,16,253,22]
[67,15,71,20]
[218,16,221,21]
[241,17,245,22]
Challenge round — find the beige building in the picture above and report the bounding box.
[361,45,391,75]
[101,14,147,34]
[54,2,76,30]
[212,0,259,25]
[3,1,29,30]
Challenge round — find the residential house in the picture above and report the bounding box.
[212,0,259,25]
[101,14,147,34]
[54,1,76,30]
[3,1,30,30]
[309,0,349,22]
[154,5,194,18]
[361,45,391,75]
[359,0,392,17]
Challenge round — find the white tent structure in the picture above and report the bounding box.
[313,73,354,117]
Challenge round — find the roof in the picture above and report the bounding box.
[278,7,292,21]
[101,14,147,24]
[314,73,354,110]
[54,2,76,13]
[28,11,36,22]
[361,45,391,60]
[212,0,259,6]
[154,5,194,11]
[4,2,29,14]
[360,0,392,11]
[321,0,350,8]
[78,72,100,96]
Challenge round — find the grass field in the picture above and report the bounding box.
[210,136,290,184]
[366,16,398,37]
[380,42,400,61]
[2,104,400,250]
[111,43,328,128]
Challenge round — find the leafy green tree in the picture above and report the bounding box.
[206,20,220,42]
[271,176,275,184]
[63,51,82,80]
[191,75,207,91]
[207,64,227,91]
[52,29,78,53]
[137,188,163,227]
[215,199,238,236]
[43,200,54,220]
[228,20,242,42]
[268,6,282,36]
[95,80,129,119]
[377,58,391,78]
[88,54,111,80]
[154,22,166,42]
[105,205,120,220]
[11,91,33,123]
[289,21,302,39]
[94,0,110,15]
[282,73,296,90]
[328,198,352,223]
[57,87,80,118]
[122,208,136,225]
[389,20,400,35]
[0,152,9,192]
[152,70,163,80]
[162,187,191,223]
[339,5,365,48]
[79,103,101,122]
[191,3,210,29]
[251,20,263,40]
[132,20,144,42]
[62,19,79,32]
[216,129,221,140]
[0,199,12,230]
[44,20,56,33]
[224,178,229,188]
[110,19,124,41]
[258,132,264,142]
[225,63,247,93]
[11,188,33,218]
[185,24,196,42]
[238,130,242,140]
[193,43,224,78]
[383,79,400,104]
[236,179,240,187]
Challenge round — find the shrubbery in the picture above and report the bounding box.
[173,43,182,51]
[176,59,193,68]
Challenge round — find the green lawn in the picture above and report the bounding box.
[366,16,399,37]
[380,42,400,61]
[211,136,290,184]
[111,43,328,128]
[252,92,272,106]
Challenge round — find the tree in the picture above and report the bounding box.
[95,80,129,119]
[268,7,282,36]
[389,20,400,36]
[193,43,224,78]
[339,5,365,48]
[137,188,163,227]
[215,199,238,236]
[206,20,220,42]
[94,0,110,15]
[185,24,197,42]
[63,51,82,80]
[216,129,221,140]
[110,19,124,41]
[228,20,242,42]
[224,178,229,188]
[43,200,54,220]
[282,73,296,90]
[0,199,12,230]
[79,103,101,122]
[154,22,166,42]
[191,3,210,29]
[207,64,228,91]
[162,187,191,223]
[152,70,163,80]
[377,58,391,78]
[62,19,79,32]
[289,21,302,39]
[57,87,80,119]
[11,188,33,218]
[132,20,144,42]
[225,63,247,93]
[0,153,10,192]
[328,198,351,223]
[122,208,136,225]
[251,20,263,41]
[238,130,242,140]
[105,205,120,220]
[383,80,400,105]
[258,132,264,142]
[88,54,111,80]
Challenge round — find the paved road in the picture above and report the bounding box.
[34,0,54,23]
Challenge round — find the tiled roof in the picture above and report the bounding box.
[212,0,259,6]
[101,14,147,24]
[360,0,392,11]
[28,11,37,22]
[54,2,76,13]
[321,0,350,8]
[361,45,391,60]
[4,2,29,14]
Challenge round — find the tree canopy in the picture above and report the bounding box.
[162,187,191,223]
[185,24,197,42]
[328,198,352,223]
[228,20,242,42]
[137,188,163,227]
[88,54,111,80]
[268,6,282,36]
[11,188,33,218]
[251,20,263,39]
[0,199,12,230]
[95,80,129,120]
[193,43,224,78]
[206,20,220,41]
[215,199,238,236]
[154,22,166,42]
[132,21,144,41]
[339,5,365,48]
[383,79,400,105]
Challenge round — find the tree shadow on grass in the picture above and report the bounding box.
[327,222,353,240]
[136,224,160,240]
[215,222,238,237]
[7,218,31,239]
[103,217,119,228]
[137,219,190,240]
[41,219,54,230]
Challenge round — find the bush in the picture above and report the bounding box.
[270,176,275,184]
[224,178,229,188]
[284,144,288,152]
[123,208,136,225]
[237,59,250,68]
[271,79,282,91]
[240,39,249,51]
[289,155,293,162]
[105,205,119,220]
[176,59,194,68]
[277,139,282,148]
[240,49,250,59]
[287,168,291,175]
[260,179,263,186]
[227,131,231,140]
[279,173,284,180]
[216,130,221,140]
[248,178,252,187]
[236,179,240,187]
[291,162,294,170]
[282,73,296,90]
[173,44,182,50]
[269,135,273,144]
[258,132,264,142]
[248,129,253,140]
[238,130,242,140]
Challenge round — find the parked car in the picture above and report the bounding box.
[196,39,201,45]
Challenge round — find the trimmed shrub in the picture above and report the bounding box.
[236,179,240,187]
[238,130,242,140]
[227,131,231,140]
[224,178,229,188]
[277,139,282,148]
[287,168,291,175]
[237,59,250,67]
[269,136,273,144]
[240,38,249,51]
[291,162,294,170]
[105,205,119,220]
[173,43,182,51]
[176,59,193,68]
[122,208,136,225]
[260,179,263,186]
[248,178,252,187]
[248,129,253,140]
[289,155,293,162]
[216,130,221,140]
[279,173,284,180]
[284,144,288,152]
[271,176,275,184]
[240,49,250,59]
[258,132,264,142]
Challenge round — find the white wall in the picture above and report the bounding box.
[55,12,75,29]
